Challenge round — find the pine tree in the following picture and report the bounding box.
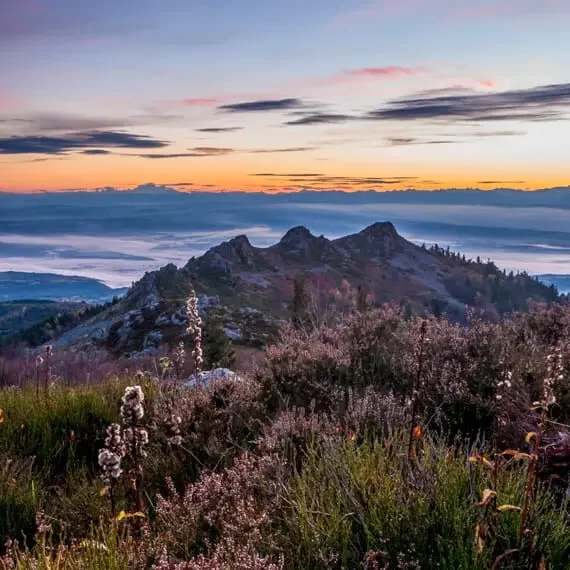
[203,318,235,369]
[292,274,311,329]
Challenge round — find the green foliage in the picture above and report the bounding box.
[430,244,561,316]
[154,265,194,304]
[0,385,118,476]
[281,434,570,569]
[0,456,37,547]
[202,318,236,369]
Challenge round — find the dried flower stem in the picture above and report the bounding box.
[407,320,427,463]
[518,406,544,549]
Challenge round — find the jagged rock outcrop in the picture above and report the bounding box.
[46,221,561,355]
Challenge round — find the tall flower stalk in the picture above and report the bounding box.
[121,385,148,513]
[99,385,148,516]
[98,423,125,516]
[186,290,204,379]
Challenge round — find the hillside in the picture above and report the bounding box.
[0,300,86,340]
[44,222,560,355]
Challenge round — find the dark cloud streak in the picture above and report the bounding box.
[195,127,244,133]
[366,83,570,123]
[284,113,357,126]
[0,130,168,155]
[218,98,305,113]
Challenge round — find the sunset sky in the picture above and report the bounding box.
[1,0,569,193]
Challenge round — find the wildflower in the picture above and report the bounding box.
[165,413,182,446]
[104,423,125,456]
[496,370,514,401]
[35,355,43,367]
[98,448,123,485]
[123,427,149,457]
[172,341,187,378]
[35,511,52,534]
[186,290,203,374]
[120,385,145,425]
[543,349,563,406]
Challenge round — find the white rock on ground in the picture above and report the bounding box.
[183,368,241,389]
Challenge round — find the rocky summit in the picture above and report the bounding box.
[44,222,560,355]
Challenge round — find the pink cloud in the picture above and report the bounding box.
[181,97,221,107]
[0,90,22,109]
[344,66,424,79]
[304,66,427,91]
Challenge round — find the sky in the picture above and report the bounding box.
[1,0,570,193]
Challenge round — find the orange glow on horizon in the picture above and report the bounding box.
[1,153,568,193]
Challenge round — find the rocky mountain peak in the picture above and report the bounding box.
[334,221,404,258]
[360,221,398,237]
[277,226,316,250]
[196,234,257,273]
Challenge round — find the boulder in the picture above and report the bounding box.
[183,367,241,389]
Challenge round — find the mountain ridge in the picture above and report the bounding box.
[38,221,561,356]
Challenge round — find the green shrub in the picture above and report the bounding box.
[0,386,118,477]
[0,456,38,547]
[280,432,570,569]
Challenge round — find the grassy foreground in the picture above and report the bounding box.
[1,303,570,568]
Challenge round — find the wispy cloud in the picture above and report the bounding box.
[128,146,314,159]
[191,146,234,155]
[249,172,418,188]
[249,147,315,153]
[366,83,570,123]
[195,127,244,133]
[181,98,222,107]
[81,149,112,155]
[477,180,526,185]
[0,130,168,155]
[385,137,455,146]
[219,98,305,113]
[132,153,207,159]
[306,65,428,90]
[344,66,424,79]
[284,113,357,126]
[250,173,325,177]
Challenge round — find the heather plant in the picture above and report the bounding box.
[261,322,351,411]
[150,377,267,482]
[154,451,284,567]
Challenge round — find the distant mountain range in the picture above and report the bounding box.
[3,183,570,205]
[35,222,561,356]
[0,272,127,302]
